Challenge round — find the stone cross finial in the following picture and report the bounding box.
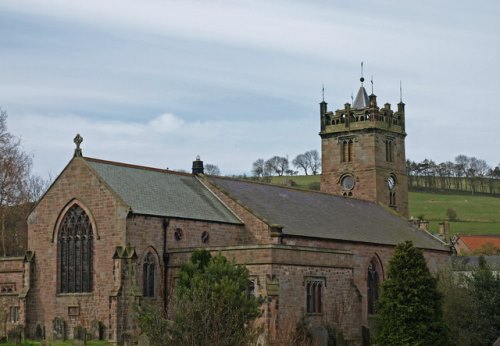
[74,134,83,157]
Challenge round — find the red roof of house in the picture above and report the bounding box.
[458,235,500,251]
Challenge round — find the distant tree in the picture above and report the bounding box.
[265,156,288,176]
[438,268,483,346]
[466,256,500,344]
[0,108,36,256]
[251,159,265,178]
[376,241,447,345]
[204,163,221,176]
[304,150,321,175]
[292,154,309,175]
[446,208,458,221]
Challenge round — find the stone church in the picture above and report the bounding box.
[0,77,450,344]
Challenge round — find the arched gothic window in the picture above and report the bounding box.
[306,278,324,314]
[58,205,93,293]
[367,258,380,315]
[143,252,156,297]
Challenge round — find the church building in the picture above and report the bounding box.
[0,77,450,345]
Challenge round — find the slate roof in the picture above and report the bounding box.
[209,177,448,251]
[452,256,500,270]
[353,85,369,109]
[85,158,241,224]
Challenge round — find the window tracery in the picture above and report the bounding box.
[305,277,325,314]
[58,205,93,293]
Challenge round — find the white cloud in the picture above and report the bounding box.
[8,111,319,177]
[149,113,185,133]
[1,0,499,174]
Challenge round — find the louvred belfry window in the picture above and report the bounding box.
[58,205,93,293]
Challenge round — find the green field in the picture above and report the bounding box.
[409,192,500,235]
[268,175,500,236]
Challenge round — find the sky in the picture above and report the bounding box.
[1,0,499,177]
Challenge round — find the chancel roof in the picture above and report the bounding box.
[85,158,242,224]
[209,177,449,251]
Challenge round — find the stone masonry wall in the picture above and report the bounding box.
[283,236,450,329]
[0,257,24,339]
[26,157,129,342]
[321,130,409,218]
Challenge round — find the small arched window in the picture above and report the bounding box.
[342,140,353,163]
[58,205,93,293]
[367,258,380,315]
[385,139,394,162]
[143,253,156,297]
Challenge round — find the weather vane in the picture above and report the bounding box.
[360,61,365,84]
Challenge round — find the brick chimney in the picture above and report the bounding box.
[192,156,204,175]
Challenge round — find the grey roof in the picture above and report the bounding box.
[85,158,241,224]
[452,256,500,270]
[353,85,369,109]
[210,177,448,251]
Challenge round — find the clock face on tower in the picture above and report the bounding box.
[387,176,396,191]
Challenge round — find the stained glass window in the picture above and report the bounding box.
[367,258,380,315]
[58,205,93,293]
[143,253,156,297]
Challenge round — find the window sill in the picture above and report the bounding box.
[305,312,323,316]
[56,292,93,297]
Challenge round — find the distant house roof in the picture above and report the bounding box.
[85,158,242,224]
[452,255,500,270]
[456,235,500,252]
[209,177,449,251]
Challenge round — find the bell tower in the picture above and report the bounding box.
[319,70,408,218]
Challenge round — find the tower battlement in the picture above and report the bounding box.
[321,98,405,136]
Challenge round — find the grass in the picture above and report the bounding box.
[269,175,320,189]
[0,341,110,346]
[268,175,500,236]
[409,191,500,235]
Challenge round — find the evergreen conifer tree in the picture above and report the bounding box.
[376,241,447,345]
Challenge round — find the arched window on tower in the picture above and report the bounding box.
[367,258,380,315]
[58,205,93,293]
[143,252,156,297]
[342,139,353,163]
[389,192,396,207]
[385,139,394,162]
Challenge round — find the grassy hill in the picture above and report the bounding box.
[268,175,500,236]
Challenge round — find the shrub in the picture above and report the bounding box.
[376,241,447,345]
[308,182,321,191]
[446,208,458,221]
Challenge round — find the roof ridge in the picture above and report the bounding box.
[84,157,193,177]
[209,175,383,206]
[460,235,500,238]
